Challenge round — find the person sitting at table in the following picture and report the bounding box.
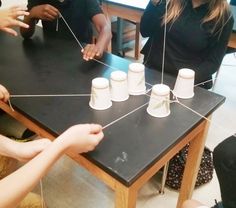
[0,84,104,208]
[140,0,234,89]
[0,5,29,36]
[213,134,236,208]
[20,0,112,61]
[181,135,236,208]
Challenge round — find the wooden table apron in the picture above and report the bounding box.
[0,30,225,208]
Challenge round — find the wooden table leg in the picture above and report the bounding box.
[134,23,141,60]
[115,183,137,208]
[177,119,210,208]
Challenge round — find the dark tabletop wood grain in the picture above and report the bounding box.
[0,28,225,186]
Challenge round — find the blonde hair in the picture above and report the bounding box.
[164,0,231,34]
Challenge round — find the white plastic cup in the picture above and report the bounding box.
[89,77,112,110]
[110,71,129,102]
[128,63,146,95]
[147,84,170,118]
[173,68,195,99]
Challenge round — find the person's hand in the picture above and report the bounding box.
[58,124,104,154]
[0,6,29,36]
[12,138,52,162]
[82,44,104,61]
[0,84,10,102]
[29,4,59,21]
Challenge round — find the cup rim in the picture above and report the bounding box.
[147,107,171,118]
[89,101,112,110]
[92,77,109,89]
[111,71,127,81]
[179,68,195,79]
[129,63,145,73]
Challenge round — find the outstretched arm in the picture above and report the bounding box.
[82,13,112,61]
[0,135,51,162]
[0,84,51,162]
[0,124,104,208]
[0,6,29,36]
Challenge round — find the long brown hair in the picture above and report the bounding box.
[164,0,231,34]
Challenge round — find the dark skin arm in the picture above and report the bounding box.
[20,5,111,60]
[81,13,112,61]
[20,4,59,39]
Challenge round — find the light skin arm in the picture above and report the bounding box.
[182,199,209,208]
[20,4,59,39]
[0,84,52,162]
[82,13,112,61]
[0,6,29,36]
[0,124,104,208]
[0,135,51,162]
[0,84,9,102]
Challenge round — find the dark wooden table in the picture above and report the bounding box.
[228,32,236,48]
[0,29,225,208]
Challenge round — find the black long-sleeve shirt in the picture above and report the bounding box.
[140,0,234,88]
[27,0,103,43]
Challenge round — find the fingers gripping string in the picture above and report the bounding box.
[59,12,155,89]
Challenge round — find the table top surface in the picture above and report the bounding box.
[102,0,149,10]
[0,29,225,186]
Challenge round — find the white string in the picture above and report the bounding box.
[56,18,59,32]
[59,12,84,50]
[176,99,235,137]
[40,179,44,208]
[102,102,149,129]
[161,0,168,84]
[59,12,154,88]
[145,89,234,136]
[10,94,91,98]
[194,77,217,87]
[8,99,15,112]
[92,58,153,88]
[41,8,232,136]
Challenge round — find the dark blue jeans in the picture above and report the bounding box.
[213,135,236,208]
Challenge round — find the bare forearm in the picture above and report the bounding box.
[0,123,104,208]
[96,24,112,52]
[0,135,17,158]
[0,139,65,208]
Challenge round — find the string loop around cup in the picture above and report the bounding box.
[147,84,170,118]
[173,68,195,99]
[110,71,129,102]
[89,77,112,110]
[128,63,146,95]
